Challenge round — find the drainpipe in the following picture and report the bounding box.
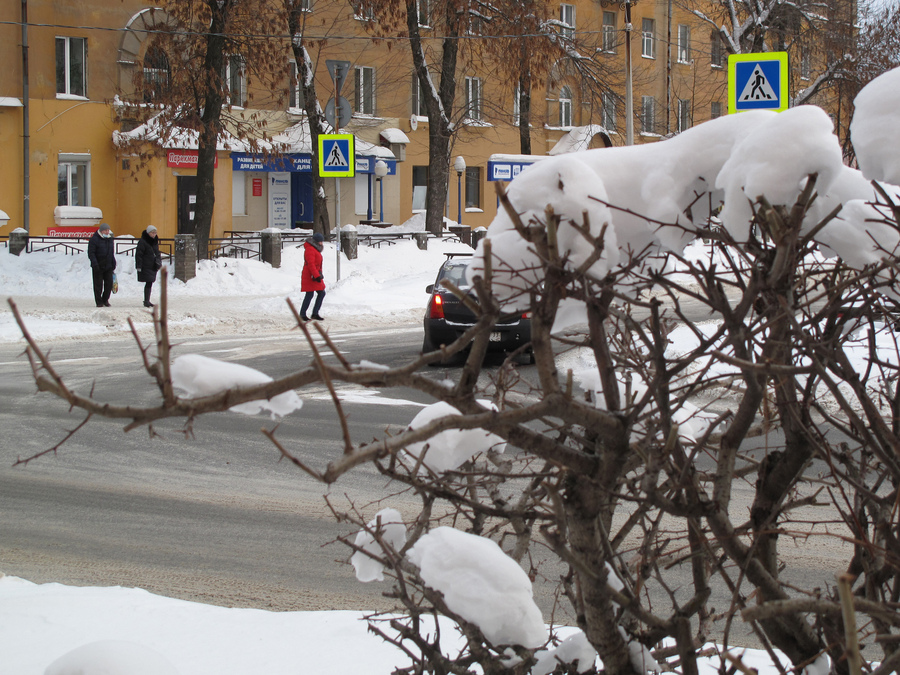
[624,0,634,146]
[666,0,672,135]
[22,0,30,233]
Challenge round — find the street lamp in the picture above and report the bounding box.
[454,155,466,225]
[374,160,388,224]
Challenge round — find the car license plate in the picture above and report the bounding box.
[490,332,502,342]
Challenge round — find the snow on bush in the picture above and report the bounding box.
[350,508,407,583]
[170,353,302,418]
[44,639,180,675]
[851,67,900,186]
[404,400,506,473]
[531,631,598,675]
[406,527,548,649]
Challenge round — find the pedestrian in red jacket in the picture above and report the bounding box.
[300,232,326,321]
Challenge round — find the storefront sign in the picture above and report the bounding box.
[268,173,291,229]
[232,153,312,173]
[167,150,218,169]
[252,178,263,197]
[47,226,98,238]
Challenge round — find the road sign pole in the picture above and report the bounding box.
[335,177,341,281]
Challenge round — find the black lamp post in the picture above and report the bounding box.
[454,155,466,224]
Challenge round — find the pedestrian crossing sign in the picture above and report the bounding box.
[318,134,355,177]
[728,52,789,114]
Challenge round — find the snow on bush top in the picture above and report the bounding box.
[851,67,900,186]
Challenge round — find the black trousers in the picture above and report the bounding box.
[301,290,325,317]
[143,281,154,304]
[92,268,114,306]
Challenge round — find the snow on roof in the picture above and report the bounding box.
[273,122,395,159]
[113,113,252,152]
[380,128,410,144]
[489,153,551,163]
[0,97,23,107]
[355,137,395,160]
[549,125,613,155]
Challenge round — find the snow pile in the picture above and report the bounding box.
[532,631,598,675]
[170,353,303,418]
[350,508,408,583]
[404,400,506,472]
[850,67,900,185]
[406,527,548,649]
[45,640,180,675]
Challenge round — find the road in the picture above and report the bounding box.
[0,320,853,649]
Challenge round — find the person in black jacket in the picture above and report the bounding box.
[87,223,116,307]
[135,225,163,308]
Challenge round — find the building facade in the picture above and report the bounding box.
[0,0,846,243]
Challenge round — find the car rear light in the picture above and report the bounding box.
[429,294,445,319]
[521,311,531,319]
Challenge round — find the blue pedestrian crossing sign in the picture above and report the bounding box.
[318,134,355,177]
[728,52,789,114]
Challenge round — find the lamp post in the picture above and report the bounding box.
[454,155,466,225]
[374,160,388,224]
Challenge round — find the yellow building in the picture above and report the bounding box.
[0,0,847,244]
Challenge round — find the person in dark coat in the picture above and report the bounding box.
[135,225,162,308]
[87,222,116,307]
[300,232,326,321]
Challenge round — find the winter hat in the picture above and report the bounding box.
[98,223,111,232]
[313,232,325,243]
[146,225,157,234]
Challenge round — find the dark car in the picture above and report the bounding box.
[423,253,533,362]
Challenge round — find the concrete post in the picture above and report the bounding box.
[449,225,472,248]
[260,229,282,269]
[340,227,358,260]
[174,234,197,282]
[8,228,28,256]
[471,227,487,250]
[414,232,428,250]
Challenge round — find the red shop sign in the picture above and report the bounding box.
[252,178,263,196]
[166,150,218,169]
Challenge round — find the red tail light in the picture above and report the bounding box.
[429,294,445,319]
[521,311,531,320]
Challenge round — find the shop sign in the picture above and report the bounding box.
[167,150,218,168]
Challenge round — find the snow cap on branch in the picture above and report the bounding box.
[404,401,506,473]
[350,508,407,583]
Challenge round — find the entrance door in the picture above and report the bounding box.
[291,173,314,228]
[177,175,199,233]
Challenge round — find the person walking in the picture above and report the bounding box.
[87,223,117,307]
[300,232,326,321]
[135,225,163,308]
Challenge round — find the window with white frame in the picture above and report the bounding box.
[412,73,428,117]
[465,76,482,121]
[641,96,656,135]
[559,86,573,127]
[289,61,306,109]
[355,65,375,115]
[412,165,429,211]
[352,0,374,21]
[710,31,724,68]
[58,154,90,206]
[225,54,246,106]
[602,12,617,53]
[56,36,87,97]
[711,101,722,119]
[560,4,576,40]
[417,0,431,27]
[641,18,655,58]
[677,24,691,64]
[300,0,312,10]
[677,98,691,132]
[601,91,616,131]
[800,47,811,79]
[465,166,481,209]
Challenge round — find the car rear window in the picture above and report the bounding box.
[438,261,470,288]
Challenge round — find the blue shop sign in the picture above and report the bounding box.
[232,153,313,172]
[354,156,397,175]
[488,159,540,181]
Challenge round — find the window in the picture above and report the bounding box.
[601,91,616,131]
[412,165,429,211]
[602,12,617,53]
[300,0,312,10]
[355,65,375,115]
[677,98,691,132]
[226,55,246,106]
[141,44,169,102]
[232,171,247,216]
[56,36,86,97]
[677,24,691,64]
[800,48,811,80]
[411,73,428,117]
[641,96,656,135]
[465,166,481,209]
[710,31,724,68]
[352,1,374,21]
[417,0,431,27]
[289,61,306,109]
[558,86,573,127]
[560,4,576,40]
[465,76,482,121]
[58,154,90,206]
[711,101,722,119]
[641,18,655,58]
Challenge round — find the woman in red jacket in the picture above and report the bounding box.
[300,232,326,321]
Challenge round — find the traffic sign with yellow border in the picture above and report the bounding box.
[728,52,789,114]
[318,134,355,177]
